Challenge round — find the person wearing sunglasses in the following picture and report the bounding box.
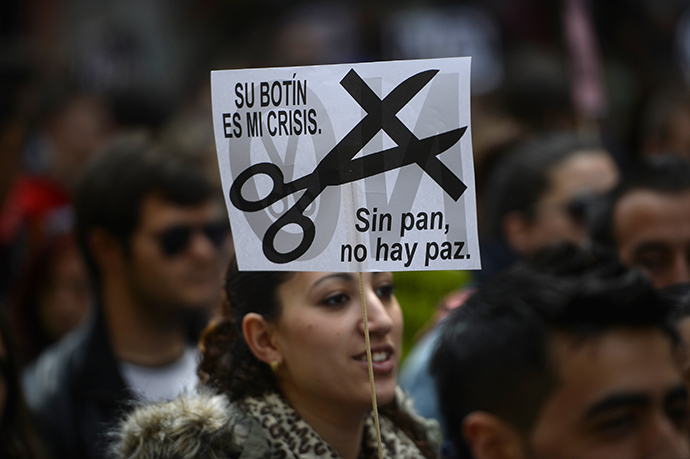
[22,132,233,459]
[479,131,619,280]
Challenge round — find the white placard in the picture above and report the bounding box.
[211,57,480,272]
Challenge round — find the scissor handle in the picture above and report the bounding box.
[230,162,288,212]
[262,205,316,264]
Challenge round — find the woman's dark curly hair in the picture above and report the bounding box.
[198,258,437,458]
[198,257,292,399]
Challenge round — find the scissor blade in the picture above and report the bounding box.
[412,127,467,200]
[341,126,465,183]
[310,68,443,191]
[422,126,466,154]
[384,69,439,113]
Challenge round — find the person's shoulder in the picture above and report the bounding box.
[21,324,93,458]
[22,322,90,410]
[111,388,264,459]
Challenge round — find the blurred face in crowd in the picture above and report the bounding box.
[124,193,231,314]
[269,272,403,417]
[614,189,690,288]
[514,151,618,255]
[646,105,690,160]
[48,94,115,190]
[39,241,91,340]
[527,328,689,459]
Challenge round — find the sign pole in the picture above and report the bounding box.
[359,272,384,459]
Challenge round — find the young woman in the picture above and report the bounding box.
[113,260,442,459]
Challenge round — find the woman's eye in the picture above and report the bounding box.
[375,283,396,299]
[322,293,349,307]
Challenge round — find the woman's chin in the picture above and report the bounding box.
[373,381,397,406]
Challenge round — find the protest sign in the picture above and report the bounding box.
[211,57,480,272]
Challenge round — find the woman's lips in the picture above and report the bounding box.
[353,347,395,373]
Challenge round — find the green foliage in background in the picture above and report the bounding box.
[394,270,471,361]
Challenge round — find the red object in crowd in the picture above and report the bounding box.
[0,174,73,249]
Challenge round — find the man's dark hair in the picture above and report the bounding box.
[431,244,677,458]
[482,132,604,237]
[589,155,690,249]
[74,131,215,291]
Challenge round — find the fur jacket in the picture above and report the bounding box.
[111,387,442,459]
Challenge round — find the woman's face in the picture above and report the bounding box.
[272,271,403,415]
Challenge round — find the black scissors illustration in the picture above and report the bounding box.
[230,68,468,264]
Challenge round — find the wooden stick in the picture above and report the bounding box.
[359,272,384,459]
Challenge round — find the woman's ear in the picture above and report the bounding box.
[242,313,281,365]
[463,412,527,459]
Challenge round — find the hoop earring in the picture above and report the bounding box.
[270,361,279,373]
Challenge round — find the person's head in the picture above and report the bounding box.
[75,131,231,314]
[641,87,690,160]
[198,260,438,456]
[200,261,402,413]
[590,155,690,288]
[432,244,689,459]
[34,83,116,190]
[10,232,91,365]
[483,132,618,256]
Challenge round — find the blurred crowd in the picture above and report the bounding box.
[2,0,690,458]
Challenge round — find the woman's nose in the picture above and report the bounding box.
[360,288,394,336]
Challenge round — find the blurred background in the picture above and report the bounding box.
[2,0,690,360]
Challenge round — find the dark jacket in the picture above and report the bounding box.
[22,306,206,459]
[22,307,133,459]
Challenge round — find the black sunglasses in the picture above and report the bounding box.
[565,193,600,223]
[158,221,230,256]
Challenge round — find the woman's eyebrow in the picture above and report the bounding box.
[312,273,355,288]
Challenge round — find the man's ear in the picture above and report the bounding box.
[502,211,533,255]
[88,227,126,274]
[463,412,527,459]
[242,313,281,365]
